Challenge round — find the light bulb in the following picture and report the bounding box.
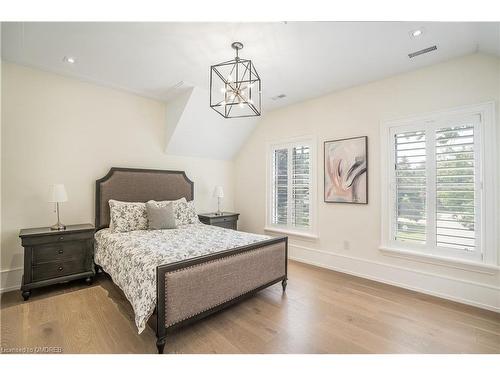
[412,29,423,37]
[220,87,227,93]
[239,102,244,108]
[63,56,76,64]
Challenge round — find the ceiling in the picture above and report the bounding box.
[2,22,499,160]
[164,86,257,160]
[2,22,500,111]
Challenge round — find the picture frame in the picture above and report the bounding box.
[324,136,368,204]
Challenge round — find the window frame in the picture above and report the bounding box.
[380,102,497,266]
[265,136,317,238]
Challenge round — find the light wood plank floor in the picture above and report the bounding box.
[1,261,499,354]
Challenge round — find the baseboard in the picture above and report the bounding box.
[289,244,500,313]
[0,267,23,294]
[4,247,499,312]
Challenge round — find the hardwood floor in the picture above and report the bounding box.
[1,260,499,354]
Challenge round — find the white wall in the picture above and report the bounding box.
[2,54,499,311]
[234,53,500,312]
[1,63,235,292]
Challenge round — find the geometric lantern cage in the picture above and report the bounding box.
[210,41,261,118]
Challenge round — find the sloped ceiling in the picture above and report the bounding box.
[165,86,257,160]
[2,22,499,160]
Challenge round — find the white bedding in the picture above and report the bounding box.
[94,224,271,333]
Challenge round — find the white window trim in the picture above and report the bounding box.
[378,245,500,275]
[263,226,319,240]
[380,102,498,269]
[265,135,318,239]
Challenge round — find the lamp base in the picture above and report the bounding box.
[50,223,66,231]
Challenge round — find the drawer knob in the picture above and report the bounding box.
[59,236,64,241]
[58,266,64,271]
[58,249,64,254]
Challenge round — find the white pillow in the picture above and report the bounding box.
[109,200,148,232]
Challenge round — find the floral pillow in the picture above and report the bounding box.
[175,200,199,225]
[109,200,148,232]
[149,197,187,208]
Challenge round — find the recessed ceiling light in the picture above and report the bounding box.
[410,28,424,38]
[63,56,76,64]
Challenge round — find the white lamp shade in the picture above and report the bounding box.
[48,184,68,203]
[213,186,224,198]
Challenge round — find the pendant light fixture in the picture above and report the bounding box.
[210,42,261,118]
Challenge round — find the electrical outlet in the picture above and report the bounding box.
[343,240,350,250]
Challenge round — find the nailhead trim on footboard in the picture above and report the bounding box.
[164,241,286,327]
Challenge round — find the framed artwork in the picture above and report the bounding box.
[324,136,368,204]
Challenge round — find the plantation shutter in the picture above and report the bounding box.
[292,145,311,228]
[394,130,427,244]
[271,142,312,230]
[435,117,479,252]
[385,104,495,264]
[391,113,481,260]
[272,148,288,225]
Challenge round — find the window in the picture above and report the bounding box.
[394,129,427,244]
[267,138,316,236]
[381,103,497,265]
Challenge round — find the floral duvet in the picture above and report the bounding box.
[94,224,270,333]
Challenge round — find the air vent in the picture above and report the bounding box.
[171,81,185,89]
[271,94,287,101]
[408,45,437,58]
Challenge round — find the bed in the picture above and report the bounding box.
[94,167,288,354]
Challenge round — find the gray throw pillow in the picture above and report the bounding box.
[146,202,177,230]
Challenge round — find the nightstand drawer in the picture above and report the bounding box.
[32,258,88,282]
[198,213,239,231]
[211,216,237,224]
[32,241,87,265]
[21,231,93,247]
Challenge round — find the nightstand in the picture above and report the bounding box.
[198,213,239,230]
[19,224,95,301]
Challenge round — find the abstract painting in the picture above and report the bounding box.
[324,136,368,204]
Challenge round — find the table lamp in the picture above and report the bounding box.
[213,186,224,215]
[49,184,68,230]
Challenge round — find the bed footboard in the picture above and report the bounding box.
[155,236,288,354]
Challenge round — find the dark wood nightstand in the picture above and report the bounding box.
[19,224,95,301]
[198,213,239,230]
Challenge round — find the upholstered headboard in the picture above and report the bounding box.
[95,167,194,230]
